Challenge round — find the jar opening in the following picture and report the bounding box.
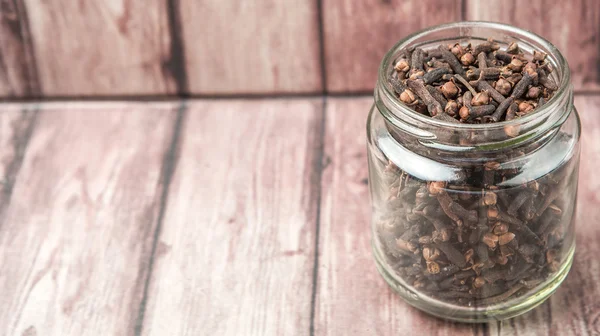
[375,21,573,152]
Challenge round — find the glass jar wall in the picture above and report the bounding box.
[367,22,580,322]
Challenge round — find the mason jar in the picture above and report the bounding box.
[367,22,580,322]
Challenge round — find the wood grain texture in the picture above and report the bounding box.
[0,103,178,335]
[0,104,35,216]
[140,99,323,335]
[0,0,39,96]
[23,0,177,96]
[314,98,477,336]
[179,0,322,94]
[465,0,600,92]
[322,0,462,93]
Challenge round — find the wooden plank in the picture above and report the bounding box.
[0,104,36,215]
[0,0,39,96]
[0,103,178,335]
[140,99,323,335]
[180,0,322,94]
[315,97,476,336]
[465,0,600,92]
[322,0,462,93]
[23,0,177,96]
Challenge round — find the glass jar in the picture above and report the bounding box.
[367,22,580,322]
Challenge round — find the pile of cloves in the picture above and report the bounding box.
[377,157,576,306]
[375,40,576,307]
[388,40,558,135]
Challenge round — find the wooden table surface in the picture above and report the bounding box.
[0,96,598,336]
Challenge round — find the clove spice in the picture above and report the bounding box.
[377,38,573,308]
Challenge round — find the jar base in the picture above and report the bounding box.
[373,241,575,323]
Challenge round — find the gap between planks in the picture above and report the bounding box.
[0,90,598,105]
[134,102,187,336]
[309,97,327,336]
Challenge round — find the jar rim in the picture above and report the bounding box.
[376,21,571,133]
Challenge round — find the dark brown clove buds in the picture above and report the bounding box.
[506,42,519,54]
[427,261,441,274]
[400,89,417,105]
[482,233,499,249]
[439,45,466,76]
[449,43,465,57]
[395,59,410,72]
[428,181,447,195]
[461,52,475,66]
[495,78,512,96]
[423,67,452,85]
[380,38,568,308]
[492,223,509,235]
[508,58,524,72]
[472,91,490,106]
[498,232,516,245]
[533,50,547,62]
[526,86,542,99]
[483,191,498,206]
[445,100,459,116]
[441,81,459,99]
[518,101,535,113]
[407,79,443,116]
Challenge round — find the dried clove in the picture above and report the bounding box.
[438,44,466,76]
[511,72,534,99]
[478,284,525,305]
[436,191,463,226]
[464,104,496,120]
[507,191,530,216]
[473,40,499,56]
[407,79,443,116]
[538,68,558,91]
[388,77,408,95]
[436,241,467,268]
[461,52,475,66]
[476,81,506,103]
[466,68,502,81]
[495,78,512,96]
[423,67,452,84]
[426,85,448,107]
[493,50,513,64]
[410,48,425,76]
[477,52,487,69]
[454,74,478,96]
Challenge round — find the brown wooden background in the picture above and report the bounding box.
[1,1,600,335]
[1,0,598,98]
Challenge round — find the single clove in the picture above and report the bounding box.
[438,45,466,76]
[407,79,443,116]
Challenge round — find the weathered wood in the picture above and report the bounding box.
[0,95,594,335]
[140,99,323,335]
[0,0,39,96]
[180,0,322,94]
[23,0,177,96]
[0,103,179,335]
[0,104,36,216]
[314,97,477,335]
[322,0,462,93]
[465,0,600,92]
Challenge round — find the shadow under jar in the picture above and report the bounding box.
[367,22,580,322]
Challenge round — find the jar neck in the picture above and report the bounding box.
[375,83,574,157]
[374,22,573,160]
